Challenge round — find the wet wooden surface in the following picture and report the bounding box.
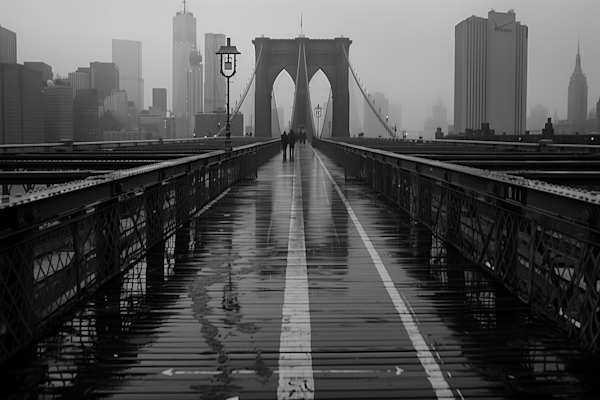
[2,143,600,399]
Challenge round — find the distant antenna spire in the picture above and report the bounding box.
[578,34,580,55]
[301,13,303,36]
[182,0,187,13]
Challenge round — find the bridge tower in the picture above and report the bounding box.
[253,36,351,138]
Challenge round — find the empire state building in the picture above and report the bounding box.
[567,43,588,134]
[173,0,196,137]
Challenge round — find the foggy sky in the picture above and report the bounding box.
[2,0,599,132]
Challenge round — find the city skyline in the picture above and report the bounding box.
[2,0,600,132]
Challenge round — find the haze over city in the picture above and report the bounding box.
[2,0,600,132]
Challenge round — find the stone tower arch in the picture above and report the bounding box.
[253,36,351,138]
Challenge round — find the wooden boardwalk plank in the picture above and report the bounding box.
[1,143,599,399]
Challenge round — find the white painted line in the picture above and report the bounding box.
[162,367,407,376]
[278,154,314,399]
[313,149,455,400]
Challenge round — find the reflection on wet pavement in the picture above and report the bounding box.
[1,144,599,399]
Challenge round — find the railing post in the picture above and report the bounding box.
[95,198,120,285]
[175,176,191,229]
[493,202,520,281]
[0,230,36,363]
[145,183,164,249]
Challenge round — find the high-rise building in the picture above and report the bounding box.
[112,39,144,111]
[73,88,100,141]
[0,25,17,63]
[454,10,528,135]
[90,62,119,103]
[363,92,389,136]
[173,0,196,137]
[153,88,167,114]
[424,97,448,139]
[204,33,226,113]
[188,46,203,136]
[24,62,53,83]
[530,104,548,131]
[567,43,588,134]
[43,83,73,142]
[0,63,44,144]
[69,71,90,98]
[104,90,128,130]
[388,103,401,134]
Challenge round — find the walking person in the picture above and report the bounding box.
[281,131,289,160]
[289,129,296,159]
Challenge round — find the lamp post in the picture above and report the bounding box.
[216,37,240,151]
[314,104,322,137]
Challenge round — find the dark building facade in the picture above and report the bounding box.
[90,62,119,103]
[24,61,53,84]
[73,88,100,141]
[0,63,43,144]
[152,88,167,114]
[43,84,73,142]
[0,25,17,63]
[195,112,243,137]
[596,97,600,133]
[567,44,588,134]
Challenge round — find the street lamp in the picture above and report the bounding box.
[216,37,240,151]
[314,104,322,137]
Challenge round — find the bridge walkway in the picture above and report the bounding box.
[2,143,599,399]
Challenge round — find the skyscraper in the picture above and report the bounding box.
[68,71,90,98]
[23,62,52,83]
[0,64,43,144]
[363,92,389,137]
[173,0,196,137]
[104,90,128,130]
[0,25,17,63]
[596,97,600,133]
[454,10,528,135]
[89,62,119,103]
[424,97,448,139]
[153,88,167,114]
[112,39,144,111]
[567,43,588,134]
[73,88,100,141]
[530,104,548,131]
[43,83,73,142]
[188,46,203,136]
[204,33,226,113]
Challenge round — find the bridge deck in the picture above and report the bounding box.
[2,144,599,399]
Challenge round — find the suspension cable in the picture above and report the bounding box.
[302,43,317,136]
[341,46,396,138]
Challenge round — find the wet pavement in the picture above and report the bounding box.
[2,143,600,399]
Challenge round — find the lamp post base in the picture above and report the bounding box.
[225,123,232,152]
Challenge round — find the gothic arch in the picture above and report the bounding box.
[253,36,351,138]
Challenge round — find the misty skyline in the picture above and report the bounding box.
[2,0,600,132]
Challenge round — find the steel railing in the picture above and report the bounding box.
[316,138,600,355]
[0,140,279,364]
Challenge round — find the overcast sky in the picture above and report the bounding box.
[2,0,599,132]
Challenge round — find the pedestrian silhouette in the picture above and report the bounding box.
[289,129,296,159]
[281,131,289,160]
